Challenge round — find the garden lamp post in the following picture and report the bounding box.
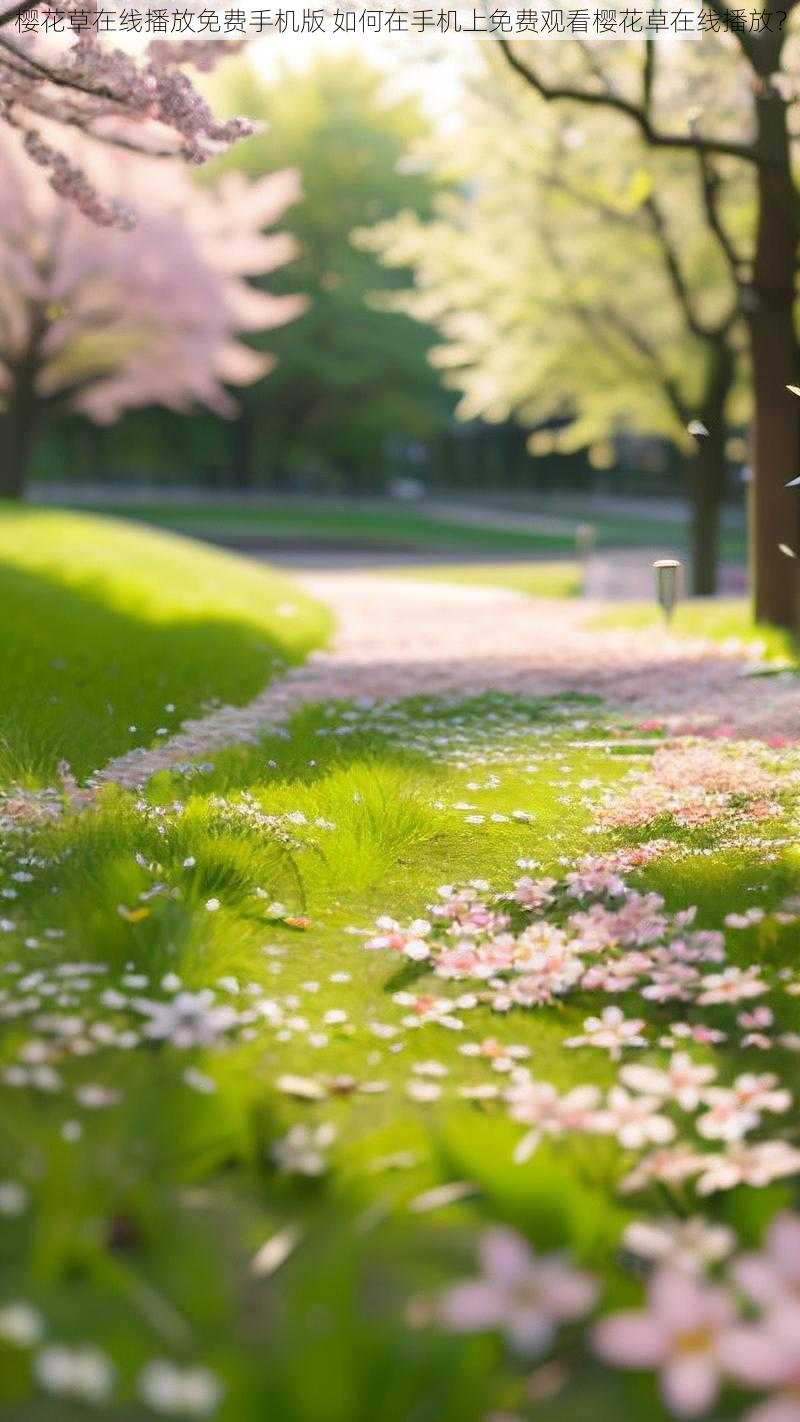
[575,522,596,560]
[653,558,681,623]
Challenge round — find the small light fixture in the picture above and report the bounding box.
[653,558,681,622]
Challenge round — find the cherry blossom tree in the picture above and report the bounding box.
[0,129,305,497]
[0,5,252,227]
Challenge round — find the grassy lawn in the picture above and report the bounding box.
[2,684,800,1420]
[72,501,577,555]
[0,506,331,786]
[393,560,582,598]
[592,597,798,662]
[64,498,748,563]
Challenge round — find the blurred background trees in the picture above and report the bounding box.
[16,29,800,623]
[203,51,455,494]
[360,82,749,594]
[0,131,303,498]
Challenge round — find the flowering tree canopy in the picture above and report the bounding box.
[0,129,305,494]
[0,3,252,226]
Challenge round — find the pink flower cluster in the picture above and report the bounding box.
[595,1213,800,1420]
[505,1055,799,1195]
[597,742,792,831]
[0,30,253,225]
[436,1214,800,1421]
[365,857,755,1023]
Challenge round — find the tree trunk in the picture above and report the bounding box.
[0,387,38,501]
[688,425,726,596]
[748,49,800,629]
[688,344,735,598]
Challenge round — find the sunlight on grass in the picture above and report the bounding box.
[590,596,797,662]
[0,504,331,784]
[391,561,582,598]
[3,693,800,1416]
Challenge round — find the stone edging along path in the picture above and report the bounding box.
[94,573,800,791]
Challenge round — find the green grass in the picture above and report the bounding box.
[0,505,331,785]
[3,690,800,1419]
[591,596,798,662]
[73,500,577,555]
[394,560,582,598]
[65,498,749,563]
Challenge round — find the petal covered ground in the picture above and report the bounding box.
[98,575,798,791]
[2,565,800,1422]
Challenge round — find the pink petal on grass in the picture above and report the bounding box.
[662,1354,720,1418]
[768,1213,800,1277]
[507,1309,555,1355]
[744,1398,800,1422]
[480,1227,533,1286]
[593,1312,666,1368]
[541,1263,598,1319]
[439,1281,505,1332]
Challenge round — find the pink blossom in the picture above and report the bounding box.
[0,132,302,430]
[439,1227,597,1353]
[697,1075,791,1142]
[506,1081,601,1160]
[621,1144,708,1194]
[732,1213,800,1315]
[594,1087,676,1150]
[720,1311,800,1422]
[622,1217,735,1274]
[512,876,557,909]
[564,1007,648,1060]
[620,1053,716,1111]
[592,1267,736,1416]
[696,1141,800,1195]
[697,967,768,1006]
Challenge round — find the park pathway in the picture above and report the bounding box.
[96,573,799,789]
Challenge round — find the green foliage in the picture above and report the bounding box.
[206,52,454,489]
[0,506,330,783]
[3,692,800,1418]
[361,57,750,459]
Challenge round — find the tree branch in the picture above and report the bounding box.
[643,191,737,342]
[495,39,758,166]
[0,35,126,105]
[537,214,691,426]
[696,146,750,294]
[0,0,35,31]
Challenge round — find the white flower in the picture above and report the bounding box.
[272,1123,336,1176]
[0,1180,28,1216]
[507,1081,601,1161]
[564,1007,647,1060]
[35,1344,114,1404]
[697,1074,790,1141]
[595,1087,675,1150]
[139,1359,222,1415]
[696,1140,800,1195]
[0,1302,44,1346]
[75,1085,122,1109]
[182,1068,216,1094]
[134,991,239,1049]
[697,967,767,1005]
[620,1053,716,1112]
[622,1217,735,1274]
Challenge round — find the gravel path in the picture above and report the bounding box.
[96,574,800,789]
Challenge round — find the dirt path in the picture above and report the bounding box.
[95,574,799,789]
